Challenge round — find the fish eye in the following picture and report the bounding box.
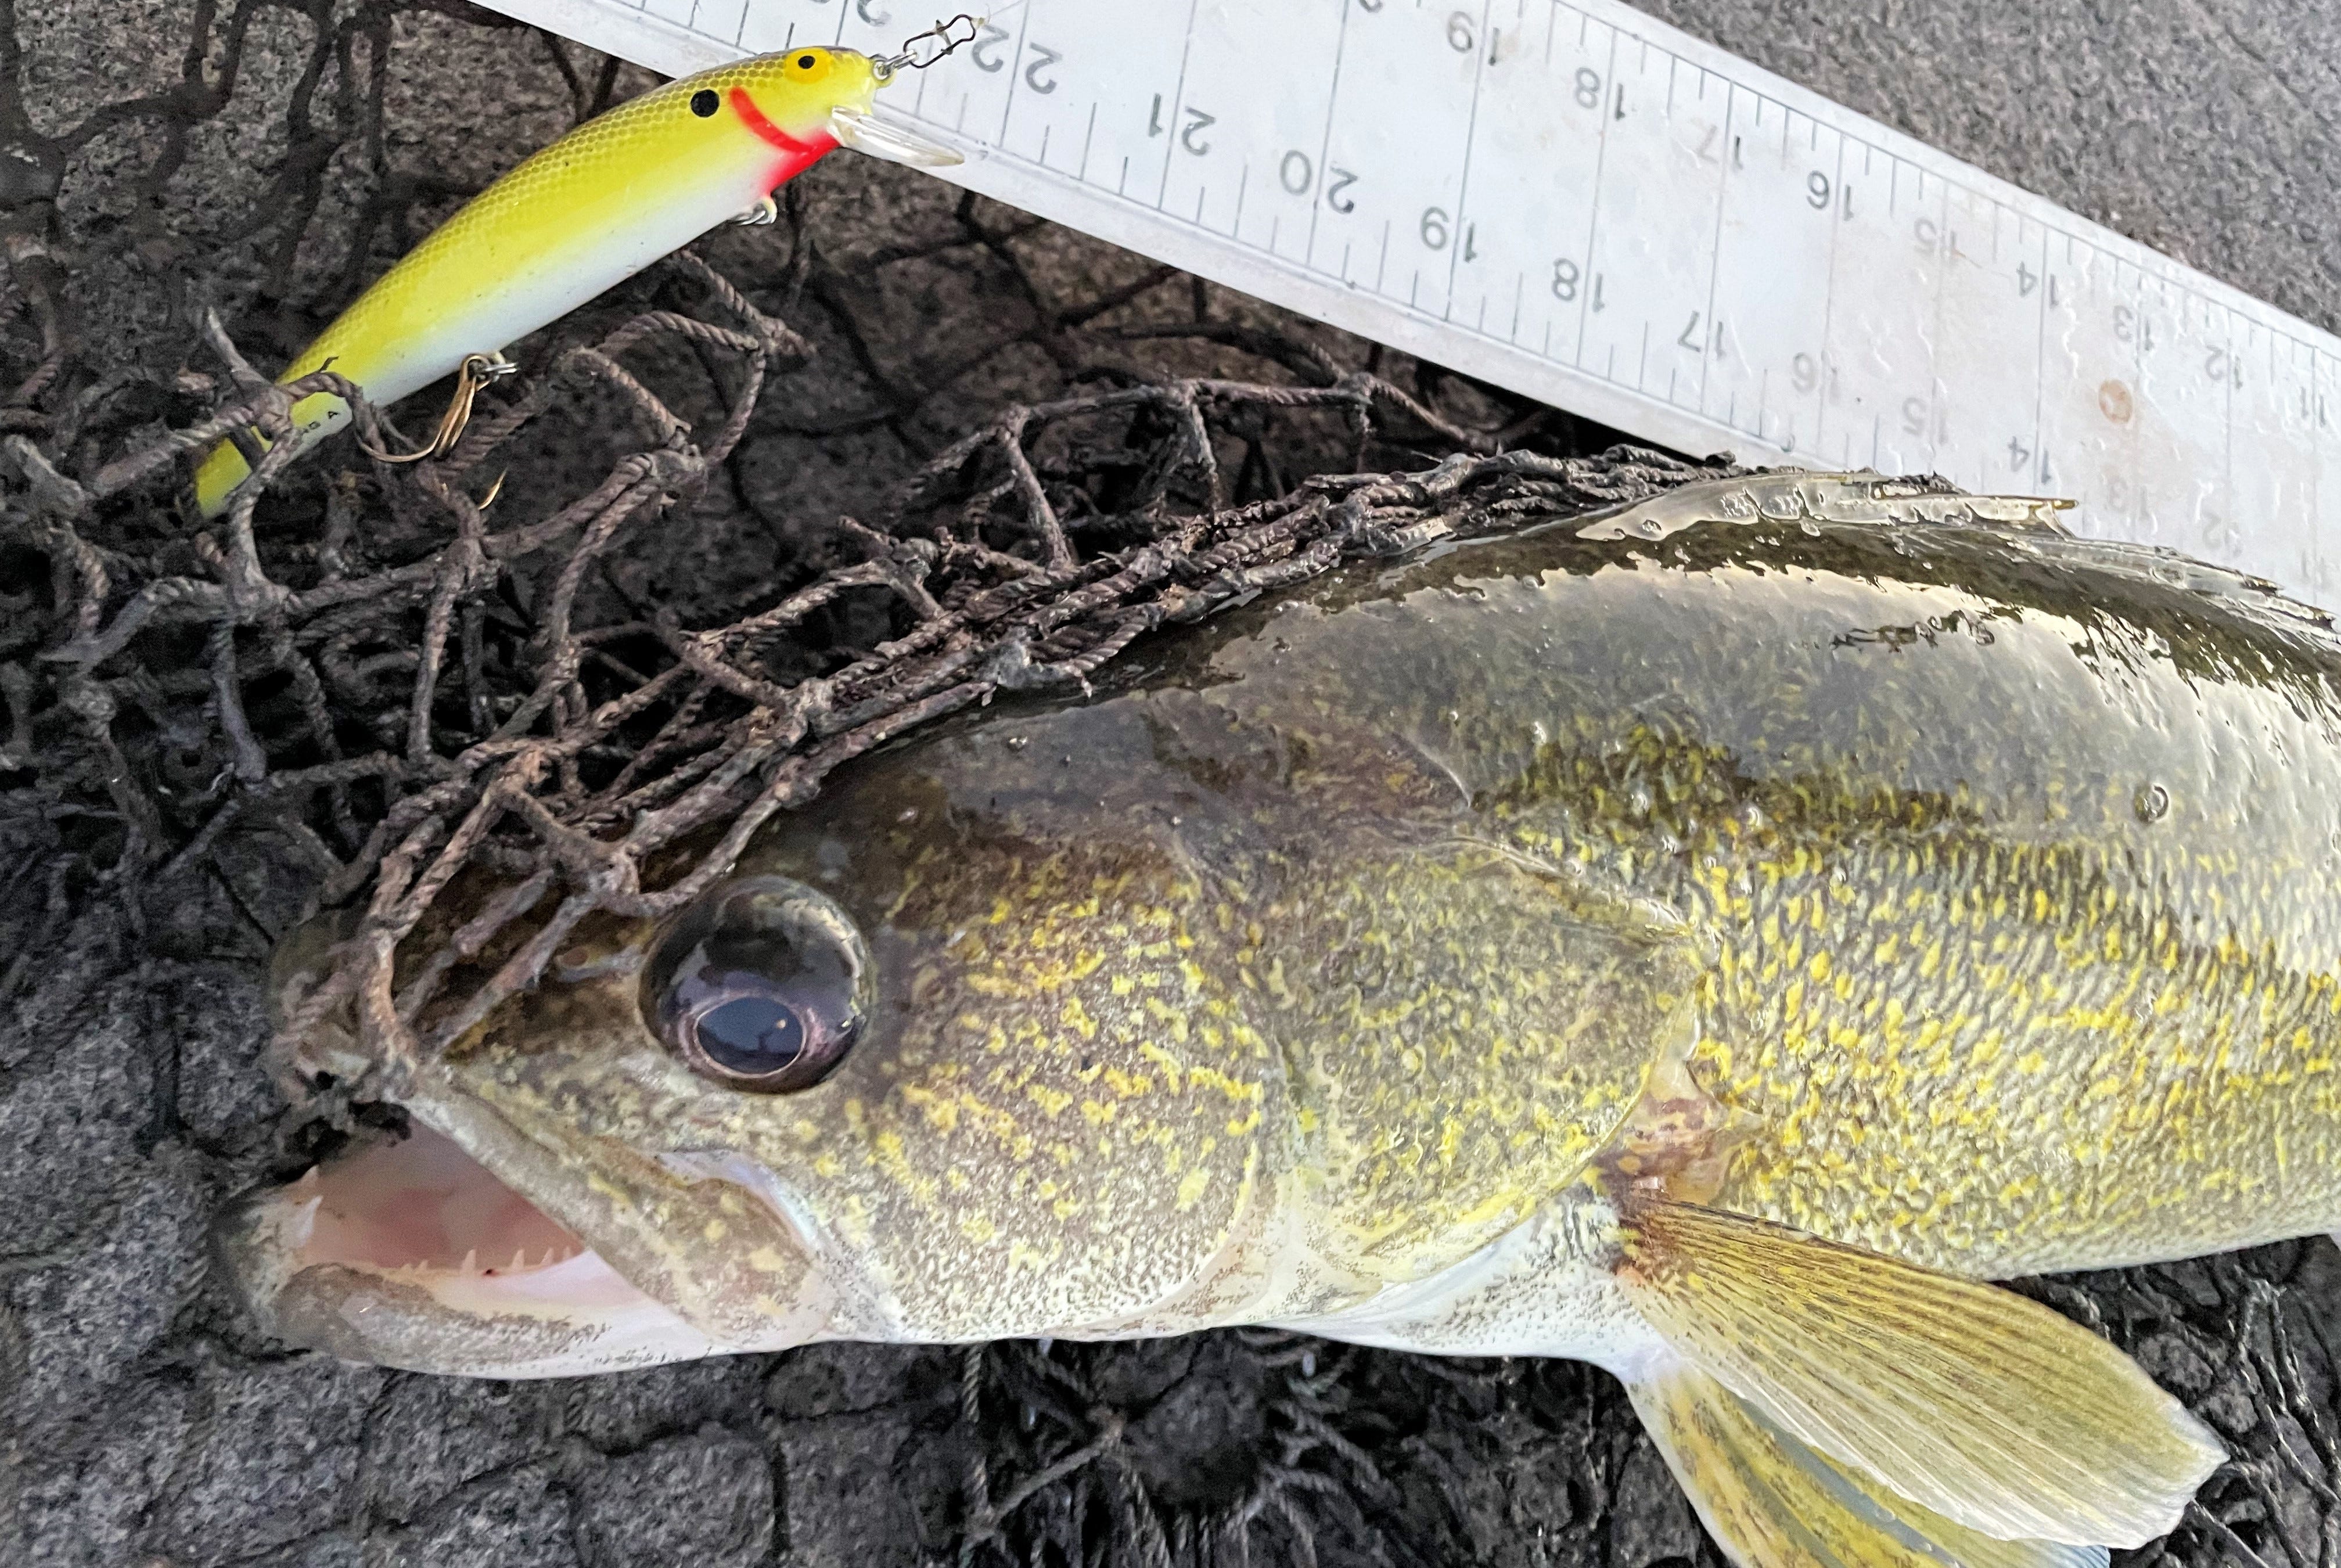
[689,88,719,117]
[642,876,872,1092]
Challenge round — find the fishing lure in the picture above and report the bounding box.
[192,20,976,517]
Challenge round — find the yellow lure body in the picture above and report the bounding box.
[193,48,926,516]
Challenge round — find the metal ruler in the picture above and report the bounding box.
[476,0,2341,601]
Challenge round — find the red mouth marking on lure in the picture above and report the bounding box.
[729,85,839,170]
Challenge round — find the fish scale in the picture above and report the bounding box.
[1372,520,2341,1276]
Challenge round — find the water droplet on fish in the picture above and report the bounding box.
[2135,782,2171,823]
[1035,1336,1053,1354]
[1301,1351,1317,1377]
[1020,1402,1037,1430]
[1799,520,1821,536]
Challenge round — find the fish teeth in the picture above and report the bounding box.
[510,1248,528,1271]
[461,1248,479,1275]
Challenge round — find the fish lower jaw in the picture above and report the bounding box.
[215,1124,754,1376]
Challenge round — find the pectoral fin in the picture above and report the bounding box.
[1630,1362,2111,1568]
[1613,1199,2221,1548]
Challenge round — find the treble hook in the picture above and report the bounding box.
[358,351,518,465]
[871,14,984,81]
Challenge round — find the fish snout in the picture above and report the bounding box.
[211,1120,837,1378]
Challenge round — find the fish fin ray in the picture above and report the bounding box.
[1629,1358,2114,1568]
[1614,1198,2221,1546]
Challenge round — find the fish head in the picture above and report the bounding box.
[218,701,1286,1378]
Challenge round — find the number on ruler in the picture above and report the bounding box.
[1574,68,1601,109]
[1551,258,1580,301]
[1023,44,1061,94]
[1670,313,1725,358]
[971,21,1009,72]
[1422,208,1480,258]
[1807,171,1831,210]
[2205,346,2243,389]
[1325,168,1359,214]
[1792,351,1839,400]
[2114,304,2155,351]
[1901,395,1947,443]
[1281,152,1312,195]
[1181,107,1216,155]
[1446,11,1474,52]
[855,0,889,24]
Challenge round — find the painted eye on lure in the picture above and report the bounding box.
[689,88,718,116]
[642,877,872,1092]
[789,51,832,82]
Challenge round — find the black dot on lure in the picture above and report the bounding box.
[690,88,719,117]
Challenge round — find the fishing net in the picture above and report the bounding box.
[1,2,2334,1565]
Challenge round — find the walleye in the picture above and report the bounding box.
[221,470,2341,1568]
[190,39,964,518]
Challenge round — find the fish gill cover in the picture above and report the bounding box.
[1,1,2338,1565]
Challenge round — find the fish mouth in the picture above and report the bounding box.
[216,1121,727,1378]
